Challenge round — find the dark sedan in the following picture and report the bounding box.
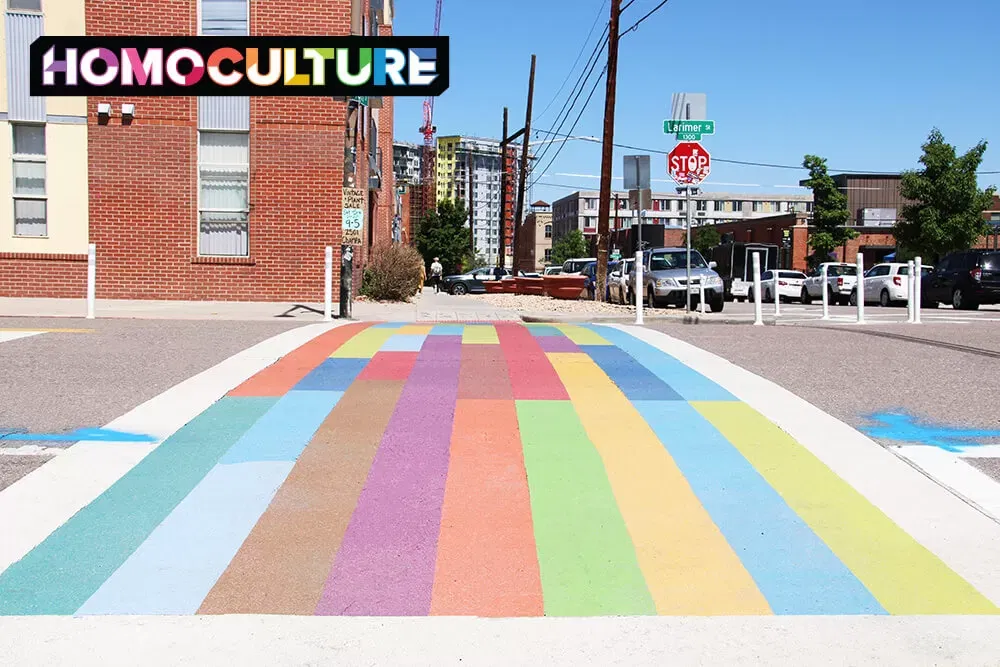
[442,267,510,295]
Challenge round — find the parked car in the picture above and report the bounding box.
[801,263,858,306]
[852,262,934,307]
[561,257,598,275]
[628,247,725,312]
[761,270,808,303]
[609,258,634,304]
[921,250,1000,310]
[581,261,613,301]
[543,266,563,276]
[442,267,510,295]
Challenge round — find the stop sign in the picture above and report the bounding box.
[668,141,711,186]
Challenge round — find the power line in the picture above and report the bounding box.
[619,0,670,38]
[533,0,608,124]
[531,129,1000,176]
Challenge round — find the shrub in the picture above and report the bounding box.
[360,243,424,302]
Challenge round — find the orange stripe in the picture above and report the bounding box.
[430,399,543,617]
[228,323,371,397]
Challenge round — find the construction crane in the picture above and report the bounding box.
[418,0,443,217]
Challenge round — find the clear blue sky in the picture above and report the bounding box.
[392,0,999,204]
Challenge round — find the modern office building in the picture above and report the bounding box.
[435,135,520,266]
[550,190,814,243]
[1,0,397,302]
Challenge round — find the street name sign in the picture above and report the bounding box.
[667,142,711,186]
[664,119,715,141]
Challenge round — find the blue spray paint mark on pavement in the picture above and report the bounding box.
[0,428,157,443]
[861,412,1000,453]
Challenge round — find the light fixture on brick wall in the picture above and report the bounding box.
[121,103,135,124]
[97,103,111,125]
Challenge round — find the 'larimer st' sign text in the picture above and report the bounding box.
[31,37,449,97]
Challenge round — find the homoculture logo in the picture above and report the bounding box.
[30,36,449,97]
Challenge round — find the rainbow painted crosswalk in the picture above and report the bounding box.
[0,322,996,617]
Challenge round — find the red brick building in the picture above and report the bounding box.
[2,0,397,302]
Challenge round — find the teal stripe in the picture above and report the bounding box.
[517,400,655,616]
[0,397,276,616]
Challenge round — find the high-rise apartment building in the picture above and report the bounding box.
[392,141,422,185]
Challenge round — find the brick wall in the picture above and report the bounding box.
[0,253,88,298]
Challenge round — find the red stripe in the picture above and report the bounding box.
[356,352,419,381]
[496,324,569,400]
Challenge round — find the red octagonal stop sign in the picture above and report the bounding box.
[668,141,711,186]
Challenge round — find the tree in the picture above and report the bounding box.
[415,199,474,275]
[894,129,995,264]
[693,225,721,256]
[550,229,589,266]
[802,155,856,269]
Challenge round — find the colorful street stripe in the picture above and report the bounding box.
[2,322,995,619]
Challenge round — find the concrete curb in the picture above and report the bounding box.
[519,312,773,326]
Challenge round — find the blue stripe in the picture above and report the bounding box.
[381,334,427,352]
[220,390,342,464]
[428,324,464,336]
[76,461,294,616]
[581,345,682,400]
[589,326,737,401]
[527,325,565,337]
[293,358,368,391]
[635,401,887,615]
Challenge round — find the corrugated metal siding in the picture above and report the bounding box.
[198,97,249,131]
[5,12,46,122]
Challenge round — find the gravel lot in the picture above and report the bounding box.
[646,321,1000,481]
[0,318,301,490]
[464,293,637,315]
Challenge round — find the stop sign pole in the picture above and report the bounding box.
[668,142,712,313]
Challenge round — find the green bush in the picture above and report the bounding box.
[360,243,424,302]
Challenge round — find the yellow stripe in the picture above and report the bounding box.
[695,401,998,615]
[549,353,771,615]
[330,328,396,358]
[398,325,433,334]
[462,325,499,345]
[553,325,611,345]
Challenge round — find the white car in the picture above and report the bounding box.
[760,270,808,303]
[801,263,859,306]
[857,262,934,307]
[561,257,598,275]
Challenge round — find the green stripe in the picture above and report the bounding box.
[696,401,999,615]
[517,400,655,616]
[0,397,276,615]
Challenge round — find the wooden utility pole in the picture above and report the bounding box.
[513,54,536,274]
[595,0,621,302]
[499,108,509,269]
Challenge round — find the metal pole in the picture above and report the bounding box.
[340,244,354,320]
[499,108,508,269]
[752,251,763,326]
[856,253,865,324]
[821,263,830,320]
[773,271,781,317]
[86,243,96,320]
[635,249,644,325]
[914,256,923,324]
[685,186,693,313]
[513,54,536,273]
[907,260,915,323]
[595,0,622,302]
[324,246,333,322]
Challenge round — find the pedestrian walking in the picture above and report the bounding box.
[417,261,426,295]
[430,257,444,293]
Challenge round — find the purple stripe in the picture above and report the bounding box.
[536,335,582,353]
[315,335,461,616]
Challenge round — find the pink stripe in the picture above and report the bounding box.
[496,324,569,400]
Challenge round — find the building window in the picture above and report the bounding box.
[12,124,47,237]
[544,224,552,239]
[200,0,248,35]
[198,131,250,256]
[7,0,42,11]
[696,200,707,211]
[585,198,597,210]
[544,248,553,262]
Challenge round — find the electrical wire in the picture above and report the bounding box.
[619,0,671,39]
[533,0,608,124]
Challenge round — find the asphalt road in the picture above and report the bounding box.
[0,318,301,491]
[647,320,1000,481]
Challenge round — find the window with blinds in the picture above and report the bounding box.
[198,132,250,256]
[12,124,47,237]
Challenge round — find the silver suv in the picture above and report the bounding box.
[629,247,725,312]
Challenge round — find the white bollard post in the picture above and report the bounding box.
[914,256,923,324]
[907,260,915,323]
[773,271,781,317]
[699,281,707,315]
[752,252,764,326]
[634,250,644,325]
[324,246,333,322]
[86,243,96,320]
[821,263,830,320]
[856,253,865,324]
